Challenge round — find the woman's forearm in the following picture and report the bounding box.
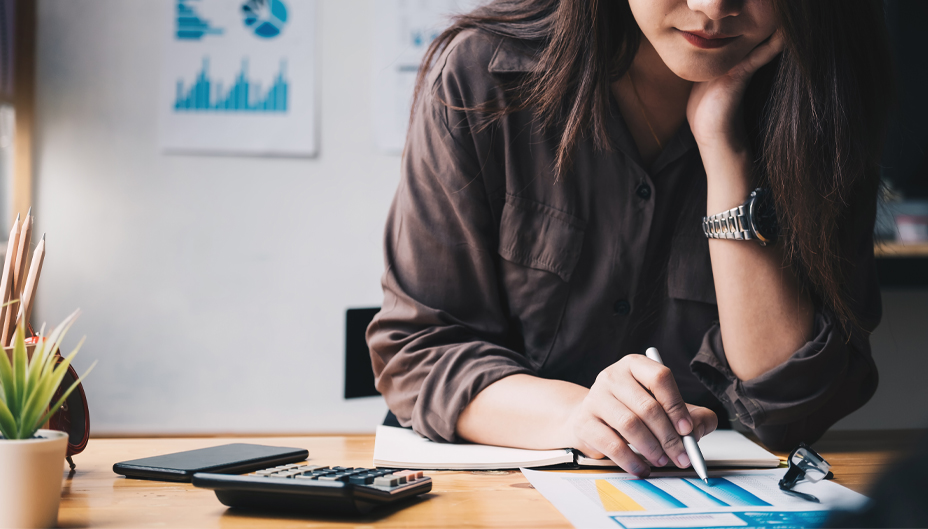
[456,374,588,449]
[703,148,814,381]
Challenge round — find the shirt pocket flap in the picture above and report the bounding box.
[667,227,717,304]
[498,195,585,283]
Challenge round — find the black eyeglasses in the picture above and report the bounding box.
[778,443,833,503]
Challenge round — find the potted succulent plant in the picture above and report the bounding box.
[0,310,93,529]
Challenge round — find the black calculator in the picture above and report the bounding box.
[191,463,432,515]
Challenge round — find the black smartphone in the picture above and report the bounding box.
[113,443,308,482]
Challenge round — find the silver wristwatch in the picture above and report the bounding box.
[702,188,778,247]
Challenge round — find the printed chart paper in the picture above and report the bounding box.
[160,0,317,156]
[522,468,868,529]
[371,0,483,153]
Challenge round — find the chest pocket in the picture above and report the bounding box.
[497,194,585,368]
[667,223,717,304]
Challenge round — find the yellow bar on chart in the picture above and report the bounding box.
[596,480,645,512]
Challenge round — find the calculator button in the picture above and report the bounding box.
[349,474,375,485]
[319,474,351,482]
[295,475,317,480]
[373,476,400,487]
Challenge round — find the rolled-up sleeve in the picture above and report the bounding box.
[366,39,536,443]
[691,233,881,450]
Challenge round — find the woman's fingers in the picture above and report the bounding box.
[687,403,720,440]
[589,395,669,468]
[573,357,721,476]
[628,356,695,437]
[608,372,688,468]
[580,419,651,478]
[730,30,785,83]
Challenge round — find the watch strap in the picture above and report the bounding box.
[702,205,754,241]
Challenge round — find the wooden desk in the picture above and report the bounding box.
[58,430,923,528]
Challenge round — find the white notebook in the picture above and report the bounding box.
[373,425,781,470]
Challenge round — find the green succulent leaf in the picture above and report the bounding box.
[0,339,13,407]
[0,397,15,439]
[34,361,95,433]
[18,349,77,439]
[24,326,49,395]
[0,309,94,439]
[11,326,26,419]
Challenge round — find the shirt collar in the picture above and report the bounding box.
[606,91,698,174]
[489,39,697,171]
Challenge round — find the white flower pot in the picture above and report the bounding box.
[0,430,68,529]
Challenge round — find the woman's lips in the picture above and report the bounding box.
[679,30,740,49]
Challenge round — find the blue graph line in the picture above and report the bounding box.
[624,480,687,509]
[174,58,289,113]
[176,0,223,40]
[685,478,772,507]
[681,478,729,506]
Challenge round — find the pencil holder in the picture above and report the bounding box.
[3,339,90,467]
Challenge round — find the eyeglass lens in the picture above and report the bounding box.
[789,446,830,483]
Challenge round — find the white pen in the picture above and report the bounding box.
[645,347,710,485]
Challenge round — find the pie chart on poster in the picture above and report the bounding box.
[241,0,288,38]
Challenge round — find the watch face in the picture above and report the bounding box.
[749,189,779,244]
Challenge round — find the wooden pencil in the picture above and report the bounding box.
[6,209,32,339]
[0,214,21,344]
[14,233,45,342]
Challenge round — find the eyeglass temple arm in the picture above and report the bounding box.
[778,465,803,490]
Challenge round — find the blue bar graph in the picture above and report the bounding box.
[685,478,771,507]
[174,59,289,113]
[624,481,687,509]
[176,0,223,40]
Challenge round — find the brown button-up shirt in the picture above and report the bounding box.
[367,30,881,450]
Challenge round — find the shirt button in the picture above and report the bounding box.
[636,184,652,200]
[613,299,631,316]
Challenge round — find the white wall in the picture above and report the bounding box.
[35,0,392,434]
[32,0,928,436]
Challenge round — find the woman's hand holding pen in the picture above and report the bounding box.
[567,355,718,478]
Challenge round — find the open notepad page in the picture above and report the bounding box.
[576,430,780,468]
[373,426,779,470]
[373,426,575,470]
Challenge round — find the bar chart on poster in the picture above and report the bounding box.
[371,0,484,153]
[173,59,289,112]
[160,0,316,156]
[522,469,869,529]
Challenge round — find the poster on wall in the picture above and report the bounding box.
[160,0,317,156]
[372,0,483,154]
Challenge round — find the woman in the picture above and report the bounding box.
[367,0,891,477]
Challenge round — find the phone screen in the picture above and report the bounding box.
[114,443,308,482]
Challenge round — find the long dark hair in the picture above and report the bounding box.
[412,0,893,330]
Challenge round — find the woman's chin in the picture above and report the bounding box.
[663,57,739,83]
